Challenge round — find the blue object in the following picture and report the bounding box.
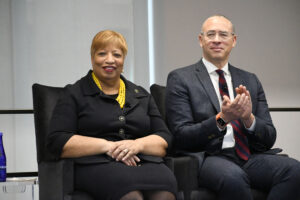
[0,132,6,182]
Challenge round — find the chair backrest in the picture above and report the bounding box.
[150,84,167,122]
[32,83,64,163]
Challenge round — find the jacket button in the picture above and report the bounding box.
[119,116,125,122]
[119,128,125,135]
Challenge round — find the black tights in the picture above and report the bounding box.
[120,190,175,200]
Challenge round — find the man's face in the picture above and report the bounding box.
[198,16,236,66]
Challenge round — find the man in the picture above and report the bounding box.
[166,15,300,200]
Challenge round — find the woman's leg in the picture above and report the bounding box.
[120,190,143,200]
[144,190,175,200]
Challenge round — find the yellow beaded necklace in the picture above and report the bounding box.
[92,72,126,108]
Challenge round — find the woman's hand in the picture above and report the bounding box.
[110,140,141,161]
[122,155,141,166]
[106,135,167,165]
[107,140,141,166]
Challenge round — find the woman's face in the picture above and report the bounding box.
[92,44,124,83]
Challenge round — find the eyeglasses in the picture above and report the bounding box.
[201,31,235,41]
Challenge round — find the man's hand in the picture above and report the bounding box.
[235,85,254,127]
[220,85,253,127]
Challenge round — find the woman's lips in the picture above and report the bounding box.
[103,66,116,72]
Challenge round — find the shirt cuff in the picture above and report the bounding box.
[244,116,256,132]
[217,125,227,131]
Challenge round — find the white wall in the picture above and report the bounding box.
[0,0,17,176]
[11,0,137,108]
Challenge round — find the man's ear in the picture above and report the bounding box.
[198,34,204,48]
[232,35,237,48]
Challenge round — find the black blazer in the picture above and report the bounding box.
[47,70,172,164]
[166,60,276,154]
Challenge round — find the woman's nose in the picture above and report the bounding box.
[106,53,115,63]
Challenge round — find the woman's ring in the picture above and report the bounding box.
[123,149,128,153]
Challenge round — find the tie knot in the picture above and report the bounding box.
[216,69,224,77]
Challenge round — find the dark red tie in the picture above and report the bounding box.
[216,69,250,160]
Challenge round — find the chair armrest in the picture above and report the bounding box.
[38,159,74,200]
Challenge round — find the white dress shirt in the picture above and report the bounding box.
[202,58,256,149]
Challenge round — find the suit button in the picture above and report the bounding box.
[119,128,125,135]
[119,116,125,122]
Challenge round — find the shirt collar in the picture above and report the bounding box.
[202,57,229,75]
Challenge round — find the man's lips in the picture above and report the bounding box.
[210,47,223,52]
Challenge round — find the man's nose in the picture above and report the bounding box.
[213,34,222,42]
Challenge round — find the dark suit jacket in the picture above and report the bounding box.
[47,70,172,164]
[166,60,276,155]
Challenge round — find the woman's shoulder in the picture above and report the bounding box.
[53,72,92,106]
[64,71,96,95]
[63,78,83,96]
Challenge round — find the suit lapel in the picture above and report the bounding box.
[195,60,220,112]
[229,64,245,97]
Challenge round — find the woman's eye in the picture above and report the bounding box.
[98,52,106,56]
[114,53,122,58]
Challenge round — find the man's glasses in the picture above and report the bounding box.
[201,31,235,41]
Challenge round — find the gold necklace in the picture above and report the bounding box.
[92,72,126,108]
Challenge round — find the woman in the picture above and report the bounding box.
[47,30,177,200]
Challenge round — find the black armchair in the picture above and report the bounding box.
[32,83,94,200]
[150,84,268,200]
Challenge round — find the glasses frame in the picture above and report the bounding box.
[201,31,235,41]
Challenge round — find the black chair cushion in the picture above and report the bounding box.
[150,84,167,121]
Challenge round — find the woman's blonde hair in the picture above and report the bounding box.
[90,30,128,58]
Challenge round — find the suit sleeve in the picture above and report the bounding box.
[166,71,225,152]
[247,74,276,151]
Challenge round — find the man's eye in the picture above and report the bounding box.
[207,33,215,37]
[220,33,229,37]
